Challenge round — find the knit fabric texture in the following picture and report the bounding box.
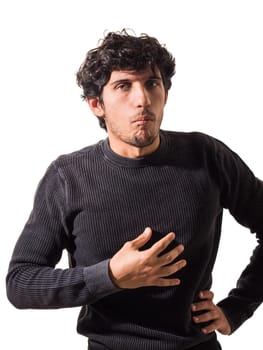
[6,130,263,349]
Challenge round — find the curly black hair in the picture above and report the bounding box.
[76,29,176,130]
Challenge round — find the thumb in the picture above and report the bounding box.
[132,227,152,249]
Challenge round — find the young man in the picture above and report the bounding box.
[6,30,263,350]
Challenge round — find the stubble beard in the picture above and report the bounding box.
[104,111,162,149]
[126,112,163,148]
[126,130,157,148]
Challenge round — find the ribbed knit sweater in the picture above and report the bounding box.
[6,130,263,349]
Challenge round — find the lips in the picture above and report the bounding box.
[133,117,154,127]
[135,117,151,122]
[133,113,154,123]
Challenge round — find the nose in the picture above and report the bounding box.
[133,84,151,108]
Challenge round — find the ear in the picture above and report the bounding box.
[87,97,104,117]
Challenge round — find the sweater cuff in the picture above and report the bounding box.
[217,296,260,333]
[83,259,121,301]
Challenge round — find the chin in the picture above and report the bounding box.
[132,134,156,148]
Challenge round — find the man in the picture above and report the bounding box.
[6,30,263,349]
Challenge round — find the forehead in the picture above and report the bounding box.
[108,66,162,83]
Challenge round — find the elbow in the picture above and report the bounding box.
[6,294,27,310]
[6,275,29,309]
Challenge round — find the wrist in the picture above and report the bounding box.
[108,260,122,288]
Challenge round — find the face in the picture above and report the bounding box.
[88,66,167,157]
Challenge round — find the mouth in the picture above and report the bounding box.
[133,114,155,125]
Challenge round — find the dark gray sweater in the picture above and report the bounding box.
[6,130,263,349]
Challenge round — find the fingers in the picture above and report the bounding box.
[192,300,212,312]
[198,290,214,300]
[192,289,214,313]
[193,308,231,335]
[137,228,186,273]
[159,258,187,278]
[110,228,187,289]
[196,318,224,335]
[192,290,232,335]
[142,229,186,272]
[129,227,152,249]
[152,276,181,287]
[192,290,216,322]
[131,229,185,263]
[149,231,177,255]
[192,309,218,324]
[158,244,185,266]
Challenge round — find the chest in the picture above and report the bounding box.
[67,166,221,265]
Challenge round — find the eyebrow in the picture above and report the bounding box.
[110,75,162,86]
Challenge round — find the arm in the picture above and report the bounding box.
[6,163,119,309]
[6,163,186,309]
[210,137,263,332]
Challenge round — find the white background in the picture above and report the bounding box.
[1,0,263,349]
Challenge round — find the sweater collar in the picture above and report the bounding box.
[100,130,167,168]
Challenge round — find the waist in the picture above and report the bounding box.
[187,336,221,350]
[87,335,221,350]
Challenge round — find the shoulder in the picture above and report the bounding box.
[51,140,103,171]
[161,130,243,170]
[162,129,214,142]
[161,129,226,153]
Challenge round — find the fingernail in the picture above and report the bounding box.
[178,244,184,252]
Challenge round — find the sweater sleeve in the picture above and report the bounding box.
[6,162,119,309]
[211,138,263,333]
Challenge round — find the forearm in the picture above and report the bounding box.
[217,237,263,332]
[217,294,260,333]
[6,259,119,309]
[213,139,263,332]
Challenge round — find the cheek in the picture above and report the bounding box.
[105,100,130,121]
[154,101,166,118]
[152,92,166,107]
[103,98,122,116]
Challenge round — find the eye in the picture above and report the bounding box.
[146,79,161,89]
[115,82,131,91]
